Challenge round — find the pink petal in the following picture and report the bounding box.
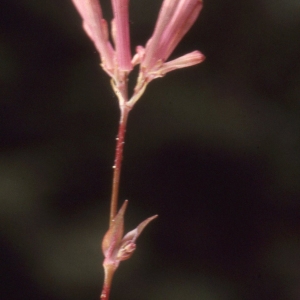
[158,50,205,76]
[159,0,203,61]
[72,0,115,73]
[111,0,132,71]
[142,0,181,70]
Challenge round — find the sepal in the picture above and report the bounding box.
[102,200,157,268]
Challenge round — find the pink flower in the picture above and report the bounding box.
[111,0,132,72]
[141,0,204,76]
[71,0,205,107]
[71,0,116,76]
[129,0,205,106]
[71,0,132,79]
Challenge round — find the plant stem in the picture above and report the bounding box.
[102,105,130,300]
[100,265,115,300]
[109,104,131,227]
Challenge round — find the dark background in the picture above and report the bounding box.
[1,0,300,299]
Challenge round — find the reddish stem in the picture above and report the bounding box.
[100,265,115,300]
[109,105,131,227]
[102,105,130,300]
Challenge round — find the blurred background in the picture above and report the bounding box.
[1,0,300,299]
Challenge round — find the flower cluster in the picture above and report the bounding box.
[72,0,205,108]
